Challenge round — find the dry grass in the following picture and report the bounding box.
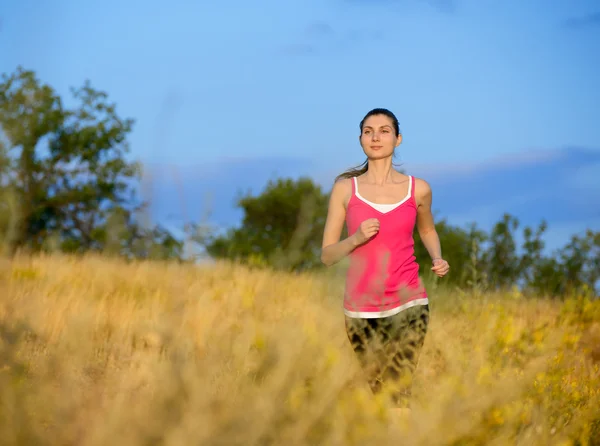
[0,253,599,445]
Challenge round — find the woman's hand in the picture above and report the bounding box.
[431,258,450,277]
[353,218,380,245]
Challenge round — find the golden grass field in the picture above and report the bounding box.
[0,253,599,445]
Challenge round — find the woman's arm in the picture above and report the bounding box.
[415,178,450,277]
[320,179,360,267]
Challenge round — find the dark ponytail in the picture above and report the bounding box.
[335,158,369,182]
[334,108,401,183]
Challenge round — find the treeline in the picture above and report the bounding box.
[205,178,600,297]
[203,178,599,298]
[1,67,598,298]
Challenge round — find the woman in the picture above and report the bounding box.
[320,108,449,418]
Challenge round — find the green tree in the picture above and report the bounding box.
[413,218,488,288]
[0,66,182,259]
[557,230,600,295]
[484,213,521,290]
[518,220,548,294]
[205,177,329,271]
[527,256,564,297]
[524,229,599,298]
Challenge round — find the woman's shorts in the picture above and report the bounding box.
[344,303,430,408]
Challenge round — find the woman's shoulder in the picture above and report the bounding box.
[332,177,358,209]
[333,176,354,188]
[409,175,432,201]
[410,175,430,188]
[331,177,353,201]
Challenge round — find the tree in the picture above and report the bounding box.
[557,230,600,295]
[518,220,548,294]
[0,66,182,259]
[205,177,329,271]
[413,218,488,288]
[484,213,521,290]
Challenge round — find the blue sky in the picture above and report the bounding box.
[1,0,599,253]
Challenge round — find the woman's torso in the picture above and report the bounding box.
[343,173,428,318]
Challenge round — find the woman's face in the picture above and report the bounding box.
[359,114,402,160]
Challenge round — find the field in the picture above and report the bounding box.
[0,254,599,445]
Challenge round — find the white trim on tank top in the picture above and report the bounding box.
[353,175,412,214]
[344,297,429,319]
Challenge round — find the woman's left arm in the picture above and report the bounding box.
[415,178,450,278]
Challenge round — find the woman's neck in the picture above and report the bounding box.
[365,157,394,185]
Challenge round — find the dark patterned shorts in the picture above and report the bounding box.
[344,304,430,408]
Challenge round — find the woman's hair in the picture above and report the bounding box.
[334,108,401,182]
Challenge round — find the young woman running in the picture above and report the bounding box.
[320,108,449,419]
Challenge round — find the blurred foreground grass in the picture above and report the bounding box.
[0,254,599,445]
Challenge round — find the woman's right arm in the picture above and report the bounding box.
[320,179,360,267]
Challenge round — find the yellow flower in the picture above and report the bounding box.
[490,408,504,426]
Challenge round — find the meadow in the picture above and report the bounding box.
[0,253,599,445]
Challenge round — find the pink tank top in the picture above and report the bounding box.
[344,175,428,318]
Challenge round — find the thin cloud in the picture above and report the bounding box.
[425,0,455,14]
[318,146,600,238]
[142,155,316,226]
[416,146,600,227]
[279,0,456,56]
[146,147,600,234]
[344,0,456,14]
[278,22,334,56]
[345,28,385,42]
[408,148,563,177]
[305,22,335,38]
[279,21,385,57]
[279,42,317,56]
[563,11,600,29]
